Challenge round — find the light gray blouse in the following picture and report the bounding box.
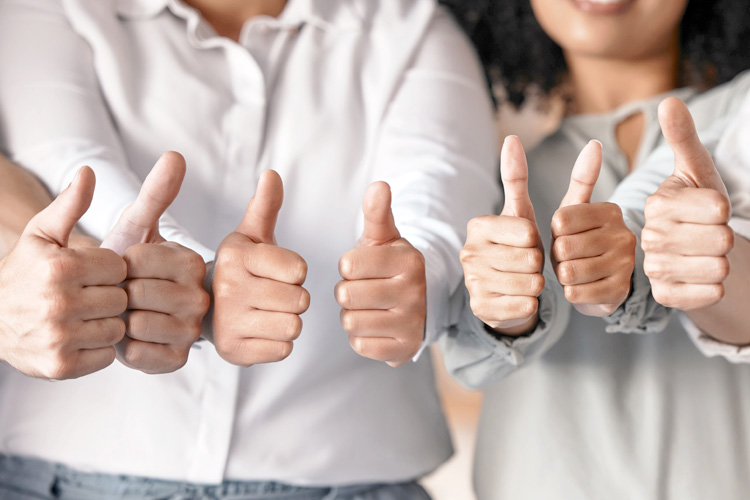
[444,71,750,499]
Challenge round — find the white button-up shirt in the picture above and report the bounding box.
[0,0,499,485]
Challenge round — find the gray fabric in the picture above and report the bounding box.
[465,72,750,499]
[0,455,431,500]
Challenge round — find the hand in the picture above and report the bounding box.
[460,136,544,335]
[550,140,636,316]
[335,182,426,367]
[212,170,310,366]
[642,97,733,309]
[101,152,210,374]
[0,167,127,379]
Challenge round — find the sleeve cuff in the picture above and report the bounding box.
[438,267,570,389]
[680,313,750,363]
[603,210,672,334]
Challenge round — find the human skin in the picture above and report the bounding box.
[0,167,128,379]
[0,153,210,378]
[335,182,428,367]
[643,98,750,346]
[461,0,693,333]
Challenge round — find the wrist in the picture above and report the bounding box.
[488,310,540,338]
[200,260,215,343]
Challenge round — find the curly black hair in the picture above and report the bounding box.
[440,0,750,109]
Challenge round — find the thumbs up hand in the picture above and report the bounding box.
[335,182,425,367]
[101,152,210,374]
[551,141,636,317]
[642,97,733,310]
[212,170,310,366]
[0,167,128,379]
[460,136,545,335]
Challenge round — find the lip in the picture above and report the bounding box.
[570,0,635,14]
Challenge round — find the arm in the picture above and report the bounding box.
[0,1,211,373]
[334,8,501,367]
[0,0,212,260]
[612,97,750,358]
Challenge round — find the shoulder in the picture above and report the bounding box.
[686,70,750,127]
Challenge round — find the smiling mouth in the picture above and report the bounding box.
[570,0,635,14]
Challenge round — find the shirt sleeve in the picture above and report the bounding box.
[362,7,501,358]
[0,0,214,261]
[608,78,750,359]
[439,265,570,389]
[606,112,737,335]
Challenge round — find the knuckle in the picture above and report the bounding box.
[406,249,426,270]
[519,221,539,248]
[183,251,207,279]
[190,288,211,317]
[557,262,575,285]
[643,256,666,280]
[334,282,350,308]
[644,193,667,220]
[121,342,146,368]
[710,192,731,222]
[274,341,294,362]
[285,315,303,341]
[528,248,544,272]
[529,273,545,296]
[715,257,730,282]
[340,310,357,334]
[45,292,75,321]
[459,246,474,266]
[350,336,372,359]
[216,243,244,269]
[550,211,570,237]
[45,354,75,380]
[553,237,572,262]
[466,217,489,237]
[519,296,539,318]
[716,226,735,254]
[563,285,582,304]
[338,253,355,279]
[292,256,308,284]
[603,202,622,218]
[640,228,663,254]
[297,287,311,313]
[44,253,77,283]
[651,285,675,308]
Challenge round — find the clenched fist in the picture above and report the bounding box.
[101,152,210,374]
[212,170,310,366]
[0,167,127,380]
[460,136,544,335]
[336,182,426,367]
[551,140,636,316]
[642,97,734,310]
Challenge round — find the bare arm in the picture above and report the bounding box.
[0,155,53,255]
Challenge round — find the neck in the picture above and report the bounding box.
[565,44,679,115]
[184,0,287,41]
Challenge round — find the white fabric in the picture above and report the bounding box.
[0,0,499,485]
[444,73,750,499]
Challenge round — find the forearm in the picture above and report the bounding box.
[686,234,750,346]
[0,155,52,252]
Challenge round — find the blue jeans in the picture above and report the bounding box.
[0,455,432,500]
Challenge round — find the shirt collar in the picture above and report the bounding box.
[116,0,363,31]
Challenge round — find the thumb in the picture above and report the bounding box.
[102,151,186,253]
[25,166,95,248]
[236,170,283,244]
[359,181,400,247]
[659,97,726,194]
[559,140,602,207]
[500,136,536,220]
